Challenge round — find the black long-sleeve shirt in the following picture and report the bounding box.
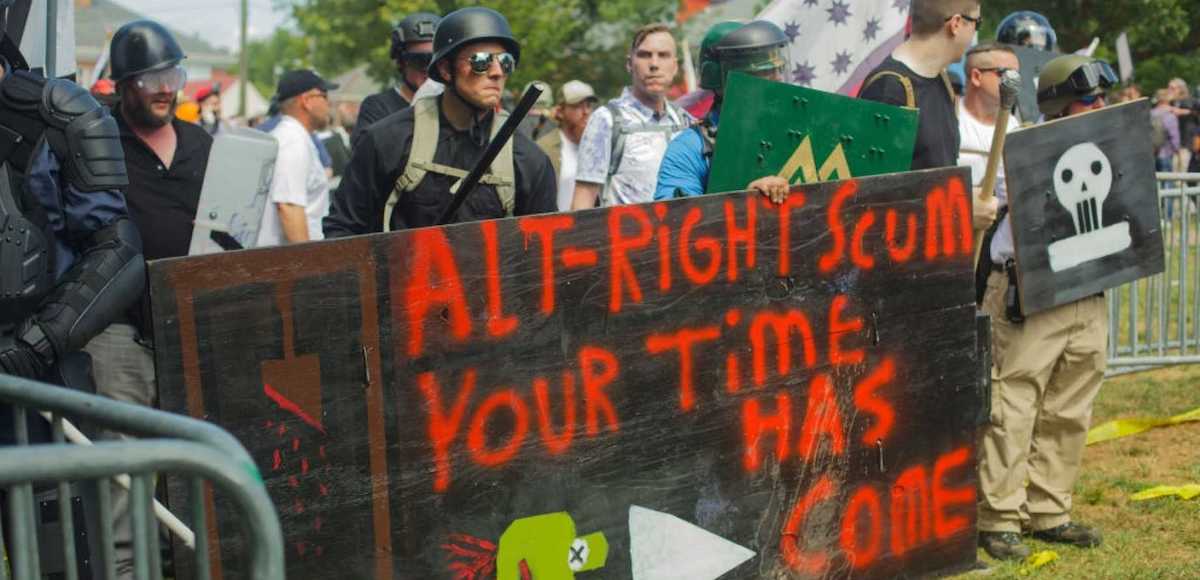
[324,100,557,237]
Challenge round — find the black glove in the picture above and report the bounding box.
[0,337,49,379]
[0,321,53,379]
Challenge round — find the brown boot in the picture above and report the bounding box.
[1031,522,1103,548]
[979,531,1032,561]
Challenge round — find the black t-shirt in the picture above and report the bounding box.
[351,88,410,148]
[324,100,557,237]
[858,56,959,170]
[115,110,212,333]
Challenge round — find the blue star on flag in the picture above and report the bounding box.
[831,51,853,75]
[827,0,852,26]
[784,21,801,43]
[892,0,910,11]
[792,62,816,86]
[803,0,819,7]
[863,17,881,41]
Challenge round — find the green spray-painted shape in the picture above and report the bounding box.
[496,512,608,580]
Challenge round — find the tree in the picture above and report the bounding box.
[246,28,314,99]
[289,0,677,99]
[981,1,1200,93]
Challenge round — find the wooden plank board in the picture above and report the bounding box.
[150,167,983,579]
[1004,99,1165,314]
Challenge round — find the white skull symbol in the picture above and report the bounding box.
[1052,142,1113,235]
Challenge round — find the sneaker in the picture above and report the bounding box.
[1031,522,1103,548]
[979,531,1032,561]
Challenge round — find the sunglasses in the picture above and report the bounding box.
[403,51,432,69]
[975,66,1013,76]
[946,13,983,28]
[464,51,516,76]
[133,65,187,94]
[1076,94,1103,106]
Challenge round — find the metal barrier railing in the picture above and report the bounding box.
[0,373,284,579]
[1106,172,1200,375]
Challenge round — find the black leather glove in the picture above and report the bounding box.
[0,321,53,379]
[0,337,49,379]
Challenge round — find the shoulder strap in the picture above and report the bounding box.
[386,98,517,229]
[694,121,716,160]
[941,70,959,117]
[862,70,916,109]
[605,103,627,179]
[386,96,440,231]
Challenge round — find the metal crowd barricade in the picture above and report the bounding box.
[0,373,284,580]
[1106,172,1200,375]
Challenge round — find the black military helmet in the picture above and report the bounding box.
[996,11,1057,53]
[390,12,440,61]
[427,7,519,84]
[109,20,185,82]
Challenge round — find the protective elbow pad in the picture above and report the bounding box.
[33,218,144,364]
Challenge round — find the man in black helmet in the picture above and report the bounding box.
[0,0,142,392]
[324,6,556,236]
[351,11,440,147]
[84,21,214,576]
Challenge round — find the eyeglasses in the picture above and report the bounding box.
[1037,61,1118,103]
[1076,94,1103,106]
[133,65,187,94]
[463,51,516,76]
[947,13,983,28]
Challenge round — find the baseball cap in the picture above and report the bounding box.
[560,80,597,105]
[275,69,339,102]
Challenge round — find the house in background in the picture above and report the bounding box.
[75,0,269,117]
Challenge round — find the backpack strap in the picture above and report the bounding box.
[862,70,916,109]
[386,97,515,231]
[940,70,959,117]
[602,101,690,206]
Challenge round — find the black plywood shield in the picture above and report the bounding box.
[1004,99,1165,314]
[151,167,983,579]
[1011,47,1060,125]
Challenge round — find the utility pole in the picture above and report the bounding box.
[238,0,248,117]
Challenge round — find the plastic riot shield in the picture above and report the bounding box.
[187,127,278,255]
[707,72,918,195]
[1011,46,1061,125]
[1004,99,1164,314]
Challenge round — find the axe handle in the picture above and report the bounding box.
[973,105,1013,265]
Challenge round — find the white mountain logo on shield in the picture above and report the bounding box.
[1046,142,1132,272]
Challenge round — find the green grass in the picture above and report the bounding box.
[958,364,1200,578]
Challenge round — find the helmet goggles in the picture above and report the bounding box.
[133,65,187,94]
[1037,60,1116,103]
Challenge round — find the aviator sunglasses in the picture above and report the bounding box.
[464,51,516,75]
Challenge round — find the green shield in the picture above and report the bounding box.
[706,72,918,195]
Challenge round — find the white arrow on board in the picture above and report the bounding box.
[629,505,756,580]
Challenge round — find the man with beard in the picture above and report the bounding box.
[257,69,337,246]
[82,20,212,577]
[324,7,555,235]
[351,12,440,146]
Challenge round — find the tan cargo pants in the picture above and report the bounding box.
[978,271,1107,533]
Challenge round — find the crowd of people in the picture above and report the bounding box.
[0,0,1165,573]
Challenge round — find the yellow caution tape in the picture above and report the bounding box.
[1019,550,1059,575]
[1130,484,1200,502]
[1086,406,1200,445]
